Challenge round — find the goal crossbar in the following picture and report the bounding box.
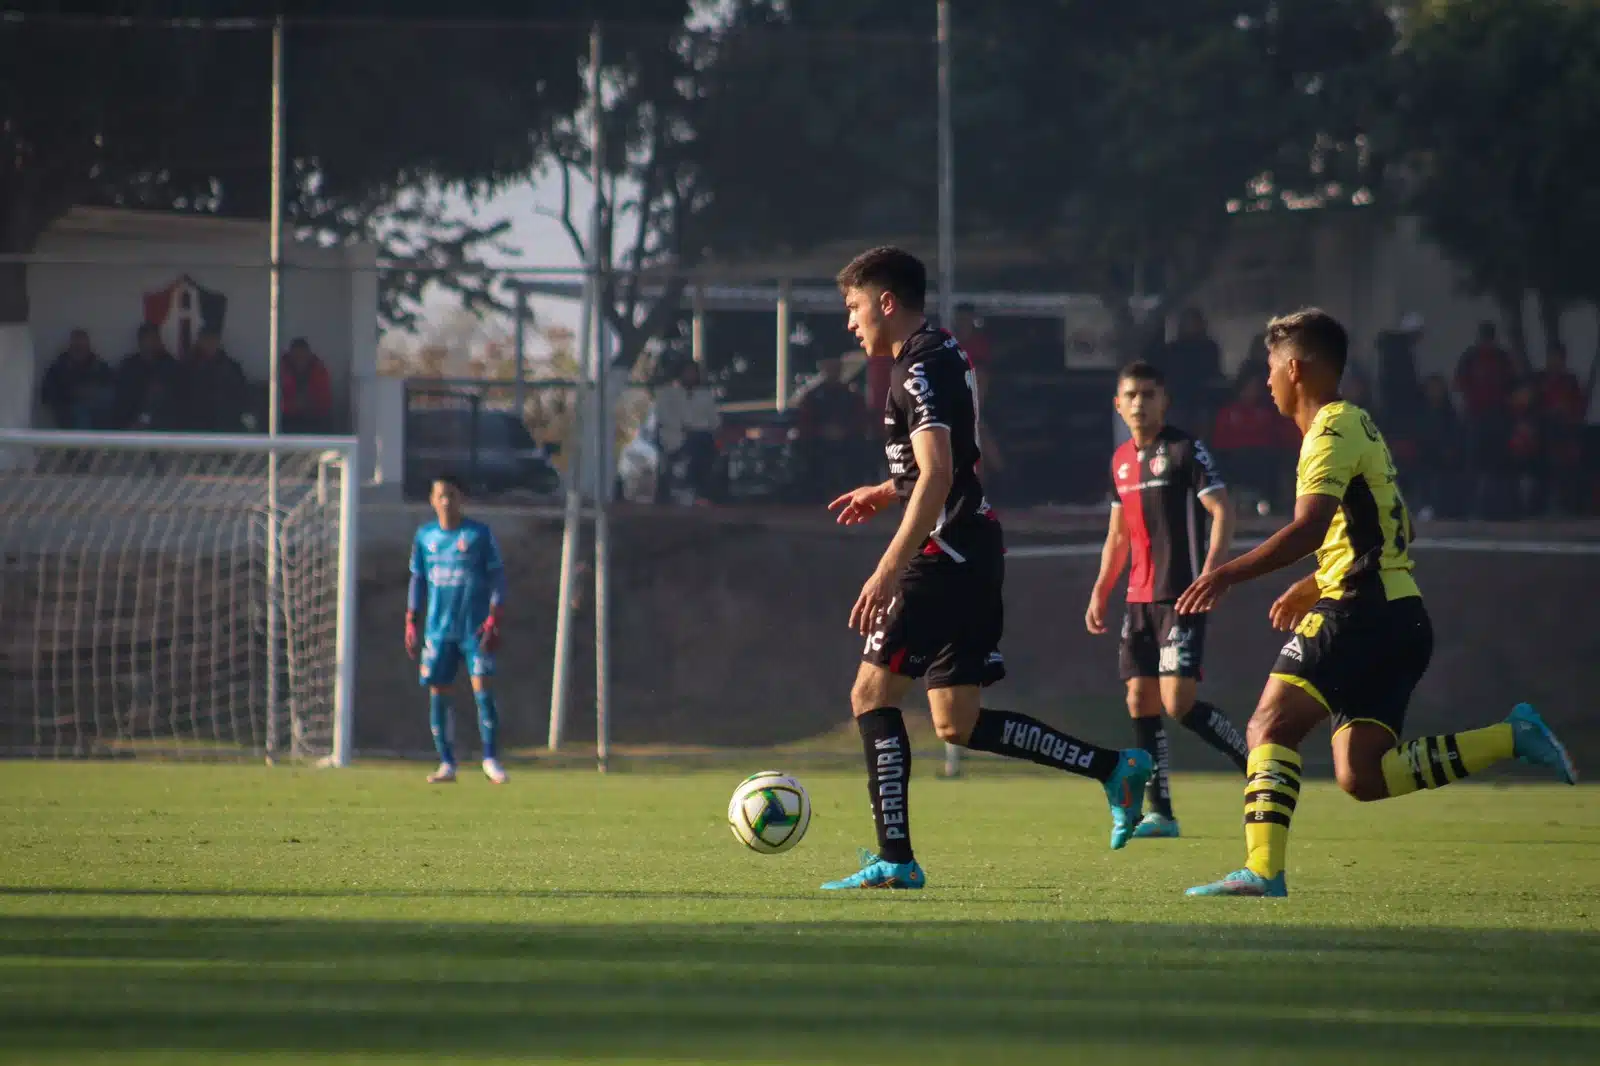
[0,429,360,767]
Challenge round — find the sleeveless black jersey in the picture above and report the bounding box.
[883,325,996,562]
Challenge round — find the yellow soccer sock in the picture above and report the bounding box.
[1244,744,1302,879]
[1380,723,1514,797]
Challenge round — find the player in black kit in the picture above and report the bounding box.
[1087,362,1251,848]
[820,246,1153,890]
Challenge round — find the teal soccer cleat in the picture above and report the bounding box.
[820,848,927,891]
[1185,868,1288,898]
[1105,748,1154,851]
[1507,703,1578,784]
[1131,813,1181,840]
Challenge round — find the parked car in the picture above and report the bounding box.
[616,405,806,504]
[405,407,560,501]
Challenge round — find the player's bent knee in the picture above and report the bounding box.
[1335,763,1388,802]
[927,685,980,745]
[1125,680,1160,719]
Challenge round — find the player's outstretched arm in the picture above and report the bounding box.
[829,480,896,525]
[1086,504,1129,634]
[1174,494,1337,614]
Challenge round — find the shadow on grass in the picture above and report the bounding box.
[0,914,1596,1063]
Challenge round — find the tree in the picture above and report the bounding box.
[0,1,692,326]
[1397,0,1600,362]
[665,1,1397,358]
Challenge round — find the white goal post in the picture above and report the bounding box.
[0,430,359,766]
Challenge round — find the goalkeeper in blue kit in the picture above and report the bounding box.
[406,475,510,784]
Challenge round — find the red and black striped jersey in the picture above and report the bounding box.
[1110,426,1225,603]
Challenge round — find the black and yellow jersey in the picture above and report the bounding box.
[1295,400,1419,602]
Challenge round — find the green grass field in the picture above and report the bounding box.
[2,762,1597,1065]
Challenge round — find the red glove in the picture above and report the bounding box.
[404,613,420,659]
[477,607,502,653]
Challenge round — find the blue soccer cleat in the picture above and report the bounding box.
[1105,748,1154,851]
[1185,868,1288,898]
[1507,703,1578,785]
[820,848,927,891]
[1131,813,1181,839]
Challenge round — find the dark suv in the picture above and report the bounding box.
[404,406,560,501]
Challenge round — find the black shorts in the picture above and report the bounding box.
[1270,595,1433,737]
[861,532,1005,690]
[1118,601,1207,681]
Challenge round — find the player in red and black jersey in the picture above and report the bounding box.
[818,247,1153,890]
[1086,361,1250,847]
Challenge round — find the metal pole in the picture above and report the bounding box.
[265,14,285,762]
[512,285,527,418]
[548,24,602,753]
[691,285,706,365]
[775,279,791,411]
[589,24,613,774]
[935,0,962,779]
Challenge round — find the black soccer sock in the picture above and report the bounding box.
[965,708,1123,782]
[1182,700,1249,773]
[857,707,914,864]
[1133,716,1174,819]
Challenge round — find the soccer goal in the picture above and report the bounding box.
[0,430,359,765]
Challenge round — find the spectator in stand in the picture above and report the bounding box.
[178,327,252,434]
[1211,375,1296,511]
[1410,374,1467,519]
[1537,341,1587,514]
[1454,321,1517,517]
[1342,360,1375,413]
[1506,380,1547,518]
[797,355,867,502]
[1155,307,1225,432]
[1377,312,1426,437]
[1236,332,1269,390]
[41,329,115,429]
[280,337,333,434]
[113,323,179,431]
[653,360,720,504]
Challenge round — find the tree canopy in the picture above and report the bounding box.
[0,0,690,325]
[1396,0,1600,355]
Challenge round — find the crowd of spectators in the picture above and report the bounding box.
[38,325,335,436]
[1185,315,1595,519]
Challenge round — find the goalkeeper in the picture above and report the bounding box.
[406,475,509,784]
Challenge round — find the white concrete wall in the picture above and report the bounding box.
[0,325,36,469]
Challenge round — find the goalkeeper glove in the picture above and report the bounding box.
[477,607,502,653]
[404,612,420,659]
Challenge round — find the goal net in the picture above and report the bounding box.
[0,431,358,764]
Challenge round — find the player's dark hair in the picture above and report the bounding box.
[836,246,927,313]
[1117,360,1164,387]
[433,474,468,495]
[1265,307,1348,379]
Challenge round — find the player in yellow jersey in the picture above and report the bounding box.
[1173,308,1577,898]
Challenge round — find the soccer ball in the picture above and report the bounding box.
[727,771,811,854]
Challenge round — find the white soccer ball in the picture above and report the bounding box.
[727,771,812,854]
